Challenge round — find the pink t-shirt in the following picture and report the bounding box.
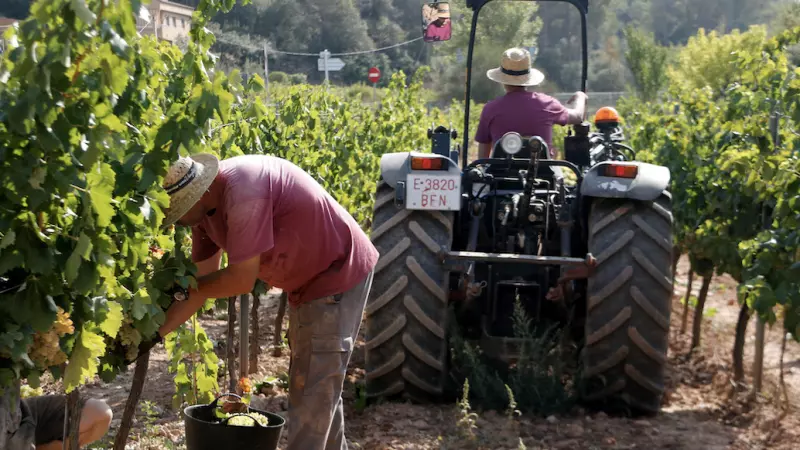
[190,155,379,306]
[475,91,570,156]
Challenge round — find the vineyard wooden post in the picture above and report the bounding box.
[240,294,250,380]
[681,267,694,334]
[227,297,237,392]
[671,245,680,284]
[273,291,288,357]
[753,318,766,393]
[249,292,261,374]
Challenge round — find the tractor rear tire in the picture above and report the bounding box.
[364,180,453,403]
[582,193,673,415]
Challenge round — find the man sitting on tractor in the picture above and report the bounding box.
[423,3,452,42]
[475,47,588,159]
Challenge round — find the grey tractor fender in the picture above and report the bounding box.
[580,161,670,201]
[379,151,461,189]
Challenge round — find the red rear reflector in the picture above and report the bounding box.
[601,164,638,179]
[411,157,444,170]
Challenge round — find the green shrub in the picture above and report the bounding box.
[448,298,578,415]
[289,73,307,85]
[269,71,289,84]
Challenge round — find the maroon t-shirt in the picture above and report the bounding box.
[475,91,570,156]
[425,22,451,41]
[190,155,379,306]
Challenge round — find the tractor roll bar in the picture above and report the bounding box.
[462,0,590,168]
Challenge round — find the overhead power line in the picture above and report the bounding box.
[214,36,423,57]
[330,37,423,56]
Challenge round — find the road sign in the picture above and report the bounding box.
[318,57,345,71]
[368,67,381,84]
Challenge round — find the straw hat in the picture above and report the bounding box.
[486,48,545,87]
[436,3,450,18]
[161,153,219,228]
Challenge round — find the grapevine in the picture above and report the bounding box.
[0,2,470,442]
[620,26,800,346]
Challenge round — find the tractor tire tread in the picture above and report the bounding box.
[365,181,452,402]
[583,193,673,415]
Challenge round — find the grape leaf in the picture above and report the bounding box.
[97,301,123,339]
[196,372,217,401]
[28,167,46,190]
[87,163,116,227]
[27,371,41,389]
[0,325,30,359]
[132,288,151,320]
[65,232,92,284]
[63,327,106,392]
[0,231,15,250]
[70,0,97,24]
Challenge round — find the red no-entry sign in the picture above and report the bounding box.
[368,67,381,84]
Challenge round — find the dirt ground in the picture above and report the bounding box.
[37,255,799,450]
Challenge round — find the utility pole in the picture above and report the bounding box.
[321,49,330,83]
[239,293,250,382]
[263,42,270,100]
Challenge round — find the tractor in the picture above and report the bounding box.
[364,0,674,415]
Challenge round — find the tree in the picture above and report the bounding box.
[588,35,629,92]
[435,0,543,103]
[772,1,800,65]
[623,25,669,101]
[667,26,768,97]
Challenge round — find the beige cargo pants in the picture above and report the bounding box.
[286,271,374,450]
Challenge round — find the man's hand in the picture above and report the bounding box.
[158,254,261,337]
[566,91,589,124]
[567,91,588,105]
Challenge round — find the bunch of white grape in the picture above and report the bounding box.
[118,320,142,361]
[29,307,74,368]
[20,384,44,399]
[225,412,270,427]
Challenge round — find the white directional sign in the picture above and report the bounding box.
[318,50,345,82]
[317,58,344,72]
[318,57,345,71]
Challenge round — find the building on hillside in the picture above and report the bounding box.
[0,18,19,55]
[136,0,194,45]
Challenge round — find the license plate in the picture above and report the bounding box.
[405,174,461,211]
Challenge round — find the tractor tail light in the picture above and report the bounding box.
[411,157,445,170]
[601,164,638,179]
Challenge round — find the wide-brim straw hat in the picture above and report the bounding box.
[161,153,219,228]
[437,3,451,18]
[486,47,545,87]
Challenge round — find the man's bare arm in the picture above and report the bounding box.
[566,91,588,124]
[158,254,260,336]
[478,142,492,159]
[195,250,222,278]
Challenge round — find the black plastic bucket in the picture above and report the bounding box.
[184,394,285,450]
